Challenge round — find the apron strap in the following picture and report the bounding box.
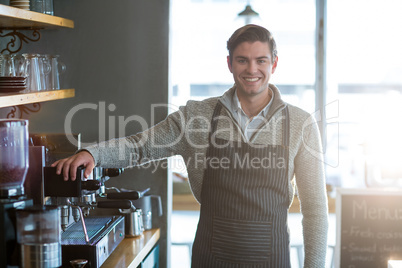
[208,102,223,144]
[282,106,290,185]
[282,106,290,148]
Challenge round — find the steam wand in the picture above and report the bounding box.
[67,199,90,244]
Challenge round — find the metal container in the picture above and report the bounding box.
[125,209,144,237]
[131,195,162,230]
[20,242,61,268]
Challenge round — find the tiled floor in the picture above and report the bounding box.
[171,211,336,268]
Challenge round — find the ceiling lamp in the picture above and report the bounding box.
[238,1,259,25]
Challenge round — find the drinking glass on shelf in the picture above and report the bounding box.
[43,55,65,90]
[29,0,53,15]
[39,55,51,90]
[13,54,27,77]
[22,53,40,91]
[43,0,54,15]
[22,53,50,92]
[0,54,16,77]
[29,0,44,13]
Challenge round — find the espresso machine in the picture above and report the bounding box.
[43,165,149,268]
[0,119,33,267]
[1,125,149,267]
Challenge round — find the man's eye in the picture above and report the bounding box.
[237,59,246,63]
[258,60,266,64]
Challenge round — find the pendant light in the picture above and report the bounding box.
[238,0,259,25]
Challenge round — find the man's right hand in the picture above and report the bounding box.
[51,150,95,181]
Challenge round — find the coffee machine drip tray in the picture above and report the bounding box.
[62,216,117,244]
[61,215,125,268]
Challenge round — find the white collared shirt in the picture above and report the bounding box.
[230,89,274,141]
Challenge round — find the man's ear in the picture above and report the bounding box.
[227,56,233,73]
[272,56,278,74]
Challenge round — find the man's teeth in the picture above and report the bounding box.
[244,77,259,82]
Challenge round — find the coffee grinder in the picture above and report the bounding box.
[0,119,33,267]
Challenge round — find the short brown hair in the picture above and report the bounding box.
[227,24,277,65]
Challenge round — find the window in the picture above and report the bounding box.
[326,0,402,188]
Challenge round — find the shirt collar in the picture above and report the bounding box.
[232,88,274,118]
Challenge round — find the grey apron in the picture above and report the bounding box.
[191,102,291,268]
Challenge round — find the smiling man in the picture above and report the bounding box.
[228,40,277,117]
[53,24,328,268]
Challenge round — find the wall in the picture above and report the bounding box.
[0,0,171,266]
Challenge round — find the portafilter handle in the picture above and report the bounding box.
[103,168,124,177]
[106,188,150,200]
[97,200,133,209]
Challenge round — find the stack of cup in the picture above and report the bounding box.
[9,0,30,10]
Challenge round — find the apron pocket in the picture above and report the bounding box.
[211,216,272,264]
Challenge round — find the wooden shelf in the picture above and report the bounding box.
[101,228,160,268]
[0,89,75,108]
[0,4,74,29]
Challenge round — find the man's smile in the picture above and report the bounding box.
[243,77,260,82]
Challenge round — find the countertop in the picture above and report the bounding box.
[101,228,160,268]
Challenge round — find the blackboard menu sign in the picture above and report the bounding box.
[335,188,402,268]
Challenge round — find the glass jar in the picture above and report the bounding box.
[0,119,29,197]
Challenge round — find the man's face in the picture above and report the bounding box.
[227,41,278,99]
